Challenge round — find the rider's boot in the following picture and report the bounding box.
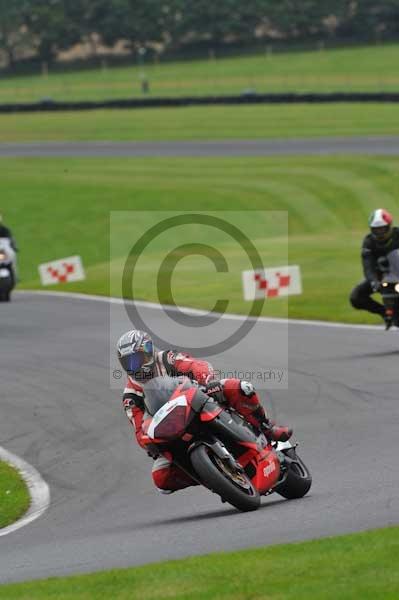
[269,425,293,442]
[262,419,293,443]
[152,452,199,494]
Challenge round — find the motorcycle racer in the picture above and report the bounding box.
[0,215,17,251]
[117,329,292,493]
[0,214,18,282]
[350,209,399,328]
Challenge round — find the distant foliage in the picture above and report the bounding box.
[0,0,399,68]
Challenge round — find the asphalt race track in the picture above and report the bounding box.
[1,293,398,583]
[2,136,399,157]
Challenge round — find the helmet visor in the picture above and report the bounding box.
[120,340,154,374]
[371,225,391,241]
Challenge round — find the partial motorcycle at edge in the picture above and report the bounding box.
[378,249,399,328]
[0,238,16,302]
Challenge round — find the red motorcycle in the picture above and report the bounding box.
[141,376,312,512]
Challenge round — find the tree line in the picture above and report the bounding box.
[1,0,399,69]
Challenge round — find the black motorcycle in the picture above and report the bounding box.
[0,247,14,302]
[378,254,399,328]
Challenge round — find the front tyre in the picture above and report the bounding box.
[0,282,12,302]
[190,444,260,512]
[275,448,312,499]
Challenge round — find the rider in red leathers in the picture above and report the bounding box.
[117,330,292,493]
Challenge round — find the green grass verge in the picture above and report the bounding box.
[2,154,398,323]
[1,527,398,599]
[2,43,399,103]
[0,103,398,142]
[0,460,30,529]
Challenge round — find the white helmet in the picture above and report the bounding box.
[368,209,393,243]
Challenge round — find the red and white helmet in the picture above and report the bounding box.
[368,209,393,242]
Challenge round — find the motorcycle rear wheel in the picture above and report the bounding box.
[275,448,312,499]
[190,444,260,512]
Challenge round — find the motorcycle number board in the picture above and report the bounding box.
[242,265,302,300]
[39,255,85,286]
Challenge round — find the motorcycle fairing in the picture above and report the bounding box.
[199,399,223,422]
[205,410,281,493]
[141,415,167,444]
[145,383,204,442]
[207,409,259,446]
[253,451,281,494]
[147,394,189,440]
[233,442,281,494]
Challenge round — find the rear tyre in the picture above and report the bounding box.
[190,444,260,512]
[275,448,312,499]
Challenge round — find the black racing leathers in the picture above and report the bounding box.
[0,224,17,251]
[361,227,399,283]
[350,227,399,316]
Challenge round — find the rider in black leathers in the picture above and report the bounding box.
[0,216,18,282]
[0,216,18,252]
[350,209,399,326]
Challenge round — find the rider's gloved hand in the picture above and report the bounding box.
[145,444,160,459]
[260,419,274,435]
[201,380,225,404]
[371,280,382,293]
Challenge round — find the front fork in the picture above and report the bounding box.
[381,288,399,326]
[273,441,298,485]
[188,437,245,475]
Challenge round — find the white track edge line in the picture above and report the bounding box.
[15,290,383,331]
[0,446,50,537]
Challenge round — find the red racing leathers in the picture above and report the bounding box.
[122,350,273,492]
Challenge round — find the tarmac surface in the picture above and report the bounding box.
[1,293,398,583]
[1,136,399,157]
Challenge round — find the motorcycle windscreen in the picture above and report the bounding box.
[148,396,189,440]
[144,376,181,416]
[386,249,399,282]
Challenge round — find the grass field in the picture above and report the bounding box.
[2,154,398,323]
[1,526,398,599]
[1,43,399,103]
[0,103,398,143]
[0,461,30,529]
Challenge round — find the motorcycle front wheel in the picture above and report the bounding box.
[275,448,312,499]
[0,290,10,302]
[190,444,260,512]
